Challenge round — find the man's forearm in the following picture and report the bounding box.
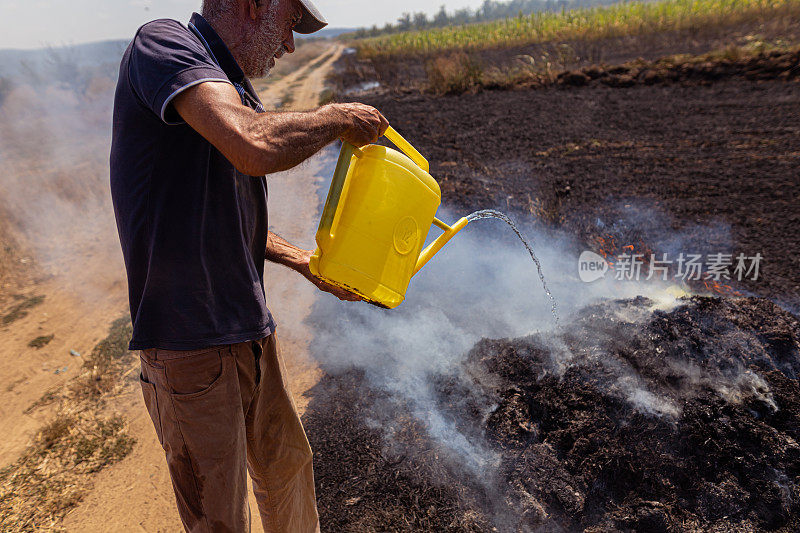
[264,231,363,302]
[172,82,386,177]
[242,105,347,175]
[265,231,309,269]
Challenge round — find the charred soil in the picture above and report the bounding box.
[307,296,800,532]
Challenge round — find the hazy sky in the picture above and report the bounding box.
[0,0,486,49]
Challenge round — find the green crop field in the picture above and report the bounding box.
[354,0,800,57]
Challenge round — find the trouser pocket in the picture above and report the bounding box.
[138,368,163,446]
[160,346,226,395]
[168,352,242,459]
[251,340,262,387]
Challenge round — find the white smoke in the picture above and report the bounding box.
[0,45,124,303]
[307,204,696,475]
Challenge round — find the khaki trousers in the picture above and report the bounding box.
[138,334,319,532]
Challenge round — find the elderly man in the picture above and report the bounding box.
[109,0,387,530]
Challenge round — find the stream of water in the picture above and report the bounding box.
[465,209,559,322]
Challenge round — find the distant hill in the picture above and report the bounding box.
[299,27,358,40]
[0,40,129,79]
[0,28,353,80]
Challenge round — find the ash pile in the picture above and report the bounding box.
[306,296,800,532]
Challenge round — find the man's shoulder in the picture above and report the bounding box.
[116,14,229,125]
[137,18,189,36]
[132,18,194,50]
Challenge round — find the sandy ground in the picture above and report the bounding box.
[0,198,129,469]
[0,249,128,470]
[0,41,340,532]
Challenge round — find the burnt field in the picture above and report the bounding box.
[305,25,800,533]
[306,296,800,532]
[345,76,800,310]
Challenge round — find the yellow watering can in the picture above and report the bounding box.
[309,126,469,308]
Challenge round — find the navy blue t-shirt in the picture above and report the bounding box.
[110,13,276,350]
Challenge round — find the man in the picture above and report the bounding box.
[109,0,388,530]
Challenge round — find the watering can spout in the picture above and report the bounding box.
[413,216,470,275]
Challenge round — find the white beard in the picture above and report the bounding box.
[239,0,284,79]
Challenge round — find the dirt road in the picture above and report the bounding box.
[1,41,341,532]
[254,43,343,111]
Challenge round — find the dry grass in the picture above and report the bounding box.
[277,91,295,109]
[526,193,566,226]
[0,317,137,531]
[0,220,35,304]
[0,414,134,532]
[355,0,800,57]
[425,52,484,94]
[1,294,44,326]
[72,317,135,399]
[28,334,54,349]
[430,37,800,93]
[318,87,336,106]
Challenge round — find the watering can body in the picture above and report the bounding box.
[309,127,467,308]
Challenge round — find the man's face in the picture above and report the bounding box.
[239,0,302,78]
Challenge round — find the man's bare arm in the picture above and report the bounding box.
[172,81,388,176]
[265,231,360,302]
[264,231,308,269]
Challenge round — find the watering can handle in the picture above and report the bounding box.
[384,126,429,172]
[413,216,469,275]
[326,126,424,238]
[327,142,366,238]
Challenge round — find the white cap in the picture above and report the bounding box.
[294,0,327,34]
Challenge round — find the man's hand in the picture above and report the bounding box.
[293,249,363,302]
[265,232,362,302]
[326,103,389,147]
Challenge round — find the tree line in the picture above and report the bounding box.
[345,0,621,38]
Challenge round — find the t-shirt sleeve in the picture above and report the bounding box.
[128,19,232,125]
